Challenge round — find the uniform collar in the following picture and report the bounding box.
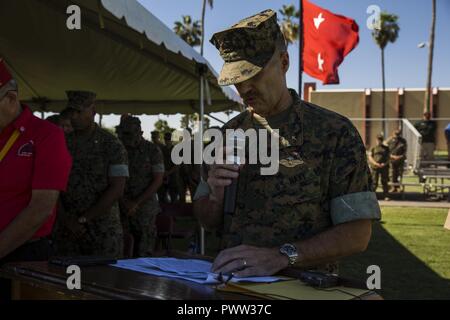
[226,89,304,148]
[136,138,147,152]
[249,89,304,148]
[284,89,304,147]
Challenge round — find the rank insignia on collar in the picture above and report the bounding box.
[279,155,304,168]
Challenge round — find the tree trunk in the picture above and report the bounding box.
[200,0,207,56]
[381,47,386,137]
[424,0,436,114]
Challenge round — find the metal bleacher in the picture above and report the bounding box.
[417,161,450,200]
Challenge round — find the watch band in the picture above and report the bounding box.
[280,243,298,266]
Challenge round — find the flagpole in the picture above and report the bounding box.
[299,0,304,99]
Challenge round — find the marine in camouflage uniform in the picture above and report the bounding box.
[162,132,182,203]
[54,91,129,258]
[117,117,164,257]
[152,130,170,203]
[386,130,407,192]
[193,10,381,275]
[369,134,390,199]
[414,112,436,162]
[179,129,201,203]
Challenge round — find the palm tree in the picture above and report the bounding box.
[372,12,400,137]
[278,4,300,46]
[424,0,436,114]
[173,15,202,47]
[200,0,214,56]
[180,113,210,131]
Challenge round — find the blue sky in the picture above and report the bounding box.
[102,0,450,135]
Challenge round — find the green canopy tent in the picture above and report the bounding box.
[0,0,242,116]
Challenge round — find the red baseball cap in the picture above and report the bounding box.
[0,58,17,97]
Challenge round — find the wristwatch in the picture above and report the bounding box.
[78,216,88,224]
[279,243,298,266]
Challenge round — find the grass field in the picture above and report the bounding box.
[339,207,450,300]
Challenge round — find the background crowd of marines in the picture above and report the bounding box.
[46,91,200,259]
[368,111,439,201]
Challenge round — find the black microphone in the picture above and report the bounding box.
[223,135,243,216]
[223,171,239,215]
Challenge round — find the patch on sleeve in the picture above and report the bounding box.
[109,164,129,177]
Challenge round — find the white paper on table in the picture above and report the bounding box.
[111,258,282,284]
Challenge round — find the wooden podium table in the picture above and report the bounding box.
[0,259,382,300]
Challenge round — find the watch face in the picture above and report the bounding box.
[281,244,297,257]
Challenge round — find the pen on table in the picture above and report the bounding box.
[218,272,234,284]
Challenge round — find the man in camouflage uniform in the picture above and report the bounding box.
[54,91,128,258]
[163,132,183,203]
[152,130,169,203]
[193,10,381,277]
[117,117,164,257]
[151,130,164,150]
[368,134,390,200]
[414,111,437,162]
[179,128,200,203]
[386,129,407,192]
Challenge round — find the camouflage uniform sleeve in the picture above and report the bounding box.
[329,123,381,225]
[106,136,129,177]
[151,144,165,173]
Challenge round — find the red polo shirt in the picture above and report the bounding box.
[0,105,72,238]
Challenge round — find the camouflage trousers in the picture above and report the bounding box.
[53,205,124,258]
[371,167,389,196]
[390,161,405,184]
[121,200,160,257]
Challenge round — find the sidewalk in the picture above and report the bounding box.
[379,200,450,208]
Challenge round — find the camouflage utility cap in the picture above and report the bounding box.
[118,116,141,131]
[66,90,96,111]
[210,9,283,86]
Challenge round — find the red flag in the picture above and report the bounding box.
[302,0,359,84]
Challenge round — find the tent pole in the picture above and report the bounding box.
[199,73,205,256]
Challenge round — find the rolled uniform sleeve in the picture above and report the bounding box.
[107,139,129,177]
[329,124,381,225]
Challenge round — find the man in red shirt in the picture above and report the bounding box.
[0,59,72,263]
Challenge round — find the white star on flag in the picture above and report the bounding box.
[314,13,325,29]
[318,53,324,71]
